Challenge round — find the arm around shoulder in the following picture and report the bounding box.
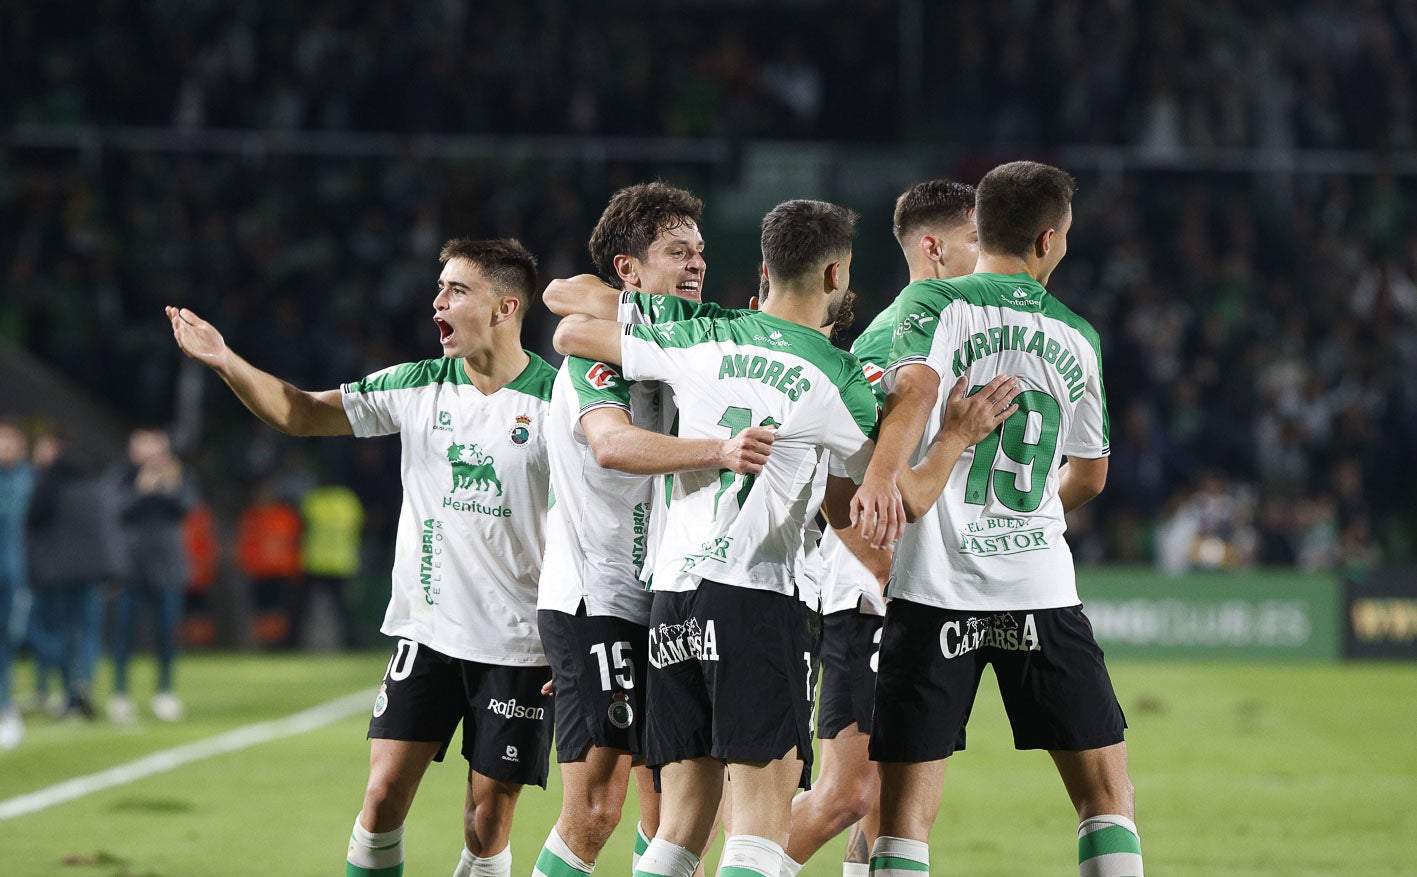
[543,274,622,319]
[554,315,626,365]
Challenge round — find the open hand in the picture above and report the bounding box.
[941,374,1021,445]
[167,306,231,373]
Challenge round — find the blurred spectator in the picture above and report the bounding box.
[288,483,363,650]
[234,481,302,648]
[181,500,221,648]
[1155,471,1258,575]
[108,428,198,724]
[25,427,122,718]
[0,418,35,747]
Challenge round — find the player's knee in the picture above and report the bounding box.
[1077,775,1135,821]
[361,774,415,827]
[567,798,624,849]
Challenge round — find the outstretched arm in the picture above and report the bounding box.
[167,306,352,436]
[543,274,622,319]
[896,374,1020,522]
[554,314,626,365]
[849,363,939,549]
[580,407,776,476]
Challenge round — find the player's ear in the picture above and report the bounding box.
[919,234,941,264]
[613,254,639,289]
[1036,227,1055,260]
[496,294,521,324]
[825,260,842,293]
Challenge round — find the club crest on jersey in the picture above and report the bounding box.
[446,441,503,495]
[509,414,532,447]
[607,692,634,729]
[585,362,621,390]
[372,683,389,718]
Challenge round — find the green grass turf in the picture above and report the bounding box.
[1,653,1415,876]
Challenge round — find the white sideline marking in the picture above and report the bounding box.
[0,689,373,820]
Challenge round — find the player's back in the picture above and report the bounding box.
[620,311,877,601]
[886,272,1109,611]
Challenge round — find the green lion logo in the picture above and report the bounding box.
[446,442,504,496]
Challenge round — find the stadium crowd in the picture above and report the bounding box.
[6,1,1416,149]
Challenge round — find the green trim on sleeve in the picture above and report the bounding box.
[567,355,634,411]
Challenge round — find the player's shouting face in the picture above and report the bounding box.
[432,257,519,358]
[634,220,706,302]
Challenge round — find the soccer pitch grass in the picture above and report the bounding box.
[2,653,1414,876]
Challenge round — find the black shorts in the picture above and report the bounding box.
[644,581,820,786]
[538,608,650,762]
[869,602,1126,763]
[817,610,884,739]
[368,638,553,788]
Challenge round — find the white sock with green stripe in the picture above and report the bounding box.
[719,835,784,877]
[534,828,595,877]
[453,844,511,877]
[346,819,403,876]
[632,838,699,877]
[632,823,652,873]
[844,864,869,877]
[869,836,929,877]
[1078,815,1143,877]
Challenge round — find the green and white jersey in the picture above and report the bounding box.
[820,300,897,616]
[619,311,878,602]
[618,293,740,587]
[540,357,656,622]
[884,272,1109,611]
[540,292,736,623]
[341,353,556,665]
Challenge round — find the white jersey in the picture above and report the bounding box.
[341,353,556,665]
[619,311,878,605]
[883,273,1110,611]
[539,292,737,622]
[615,292,739,588]
[539,358,657,622]
[819,299,899,616]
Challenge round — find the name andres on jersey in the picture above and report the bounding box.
[717,354,811,400]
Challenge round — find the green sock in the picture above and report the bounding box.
[869,836,929,877]
[346,819,403,876]
[534,828,595,877]
[1078,815,1143,877]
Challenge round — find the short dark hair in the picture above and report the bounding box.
[588,182,704,289]
[893,179,976,244]
[439,238,539,311]
[975,161,1076,258]
[761,199,857,285]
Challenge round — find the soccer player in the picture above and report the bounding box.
[853,161,1143,877]
[536,182,775,877]
[551,198,873,877]
[786,180,981,877]
[168,239,556,877]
